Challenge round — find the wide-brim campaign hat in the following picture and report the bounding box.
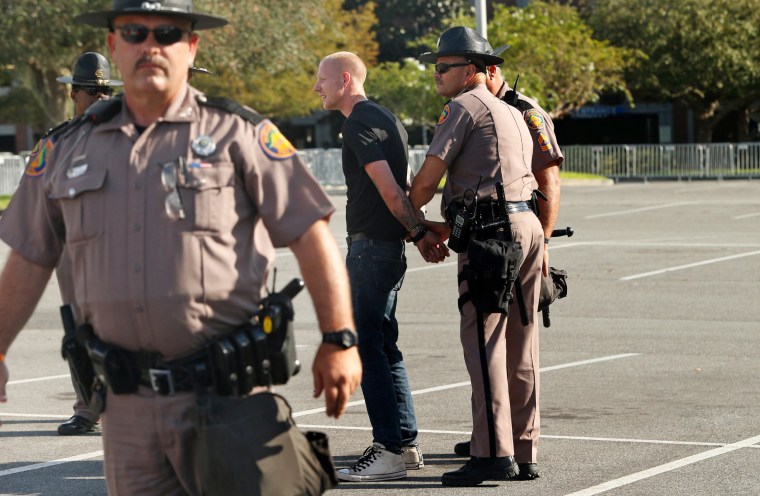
[74,0,228,31]
[419,26,504,66]
[56,52,123,87]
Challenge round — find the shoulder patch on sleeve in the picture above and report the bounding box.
[258,121,297,160]
[525,109,545,130]
[537,132,553,152]
[24,138,54,177]
[437,104,452,125]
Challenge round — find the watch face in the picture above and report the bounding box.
[324,329,356,348]
[341,331,356,348]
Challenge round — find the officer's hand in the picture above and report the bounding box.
[415,231,449,263]
[424,220,451,242]
[312,344,362,419]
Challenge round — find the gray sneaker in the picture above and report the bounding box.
[401,444,424,469]
[336,443,407,482]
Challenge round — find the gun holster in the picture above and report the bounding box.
[60,306,107,414]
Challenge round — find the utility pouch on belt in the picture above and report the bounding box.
[189,392,337,496]
[458,238,522,314]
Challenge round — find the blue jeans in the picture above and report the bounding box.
[346,238,418,453]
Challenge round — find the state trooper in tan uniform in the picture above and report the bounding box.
[0,1,361,495]
[451,43,565,480]
[49,52,123,436]
[409,26,543,487]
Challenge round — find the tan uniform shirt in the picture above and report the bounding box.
[495,84,564,173]
[426,84,536,210]
[0,85,333,358]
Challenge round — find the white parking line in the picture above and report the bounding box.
[563,433,760,496]
[0,451,103,477]
[620,250,760,281]
[585,202,696,219]
[7,374,70,386]
[293,353,639,418]
[296,426,759,451]
[734,212,760,220]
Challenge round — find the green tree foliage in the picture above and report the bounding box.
[344,0,472,61]
[182,0,379,117]
[367,0,634,139]
[0,0,377,131]
[582,0,760,142]
[367,60,443,133]
[467,1,636,118]
[0,0,109,129]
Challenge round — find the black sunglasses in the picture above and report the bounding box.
[434,62,471,74]
[72,85,113,97]
[115,24,190,46]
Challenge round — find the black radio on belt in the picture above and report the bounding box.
[209,277,305,395]
[446,190,478,253]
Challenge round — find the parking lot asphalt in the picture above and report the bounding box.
[1,180,759,496]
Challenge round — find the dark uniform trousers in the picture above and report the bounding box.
[458,211,543,462]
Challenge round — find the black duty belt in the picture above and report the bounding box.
[135,350,212,395]
[477,200,532,224]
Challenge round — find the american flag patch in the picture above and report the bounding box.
[189,161,213,168]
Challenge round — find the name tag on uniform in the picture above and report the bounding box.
[67,163,89,178]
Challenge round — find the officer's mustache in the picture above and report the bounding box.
[135,56,170,73]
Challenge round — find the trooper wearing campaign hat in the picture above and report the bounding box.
[442,36,565,485]
[0,0,361,495]
[410,25,544,487]
[49,52,122,437]
[419,26,504,67]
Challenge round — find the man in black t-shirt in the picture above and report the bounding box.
[314,51,448,482]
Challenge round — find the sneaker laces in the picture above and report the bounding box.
[352,445,382,471]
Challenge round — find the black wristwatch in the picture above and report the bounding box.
[321,329,358,349]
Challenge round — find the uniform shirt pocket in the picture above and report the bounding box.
[49,168,107,244]
[179,162,236,233]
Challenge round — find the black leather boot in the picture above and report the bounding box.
[441,456,518,486]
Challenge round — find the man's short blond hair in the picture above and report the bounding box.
[321,51,367,87]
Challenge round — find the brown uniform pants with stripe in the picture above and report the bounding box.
[458,211,543,462]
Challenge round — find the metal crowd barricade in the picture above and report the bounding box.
[0,154,25,196]
[2,143,759,196]
[563,142,760,180]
